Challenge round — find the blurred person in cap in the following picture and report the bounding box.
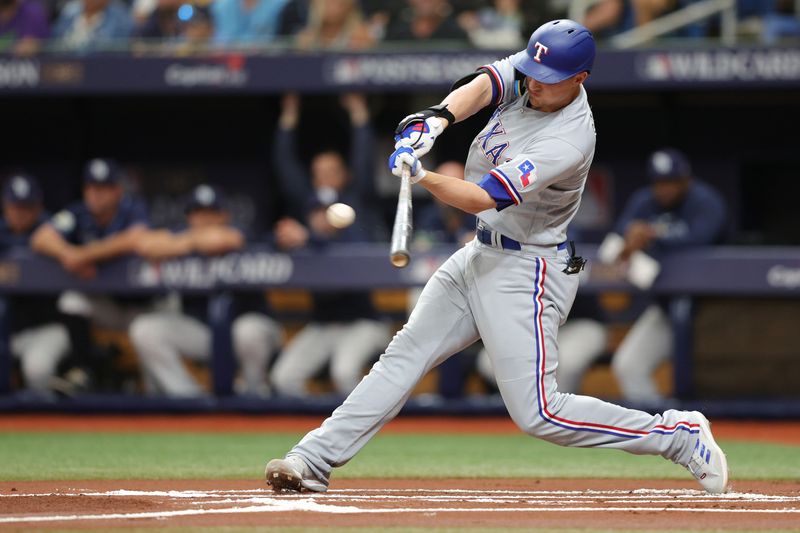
[0,0,49,55]
[129,184,282,397]
[0,173,72,395]
[269,92,390,398]
[0,173,109,396]
[604,147,727,406]
[52,0,133,51]
[31,158,155,340]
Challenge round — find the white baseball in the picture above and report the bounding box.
[326,202,356,229]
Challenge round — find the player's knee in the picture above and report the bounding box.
[330,364,362,395]
[233,314,282,355]
[20,359,52,391]
[270,359,307,397]
[610,352,630,381]
[129,316,167,356]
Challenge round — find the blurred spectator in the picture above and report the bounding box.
[134,2,213,49]
[295,0,373,50]
[383,0,468,43]
[0,0,49,55]
[606,148,727,405]
[275,0,308,38]
[762,0,800,43]
[582,0,636,37]
[31,158,152,332]
[269,92,390,397]
[52,0,133,51]
[0,174,71,395]
[129,184,282,397]
[457,0,525,49]
[210,0,288,46]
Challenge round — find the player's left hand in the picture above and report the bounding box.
[388,146,427,183]
[394,115,444,157]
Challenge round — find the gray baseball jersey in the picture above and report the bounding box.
[466,57,595,247]
[285,59,705,489]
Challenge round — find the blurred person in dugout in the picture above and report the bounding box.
[31,158,156,334]
[270,92,391,397]
[293,0,374,50]
[534,148,727,406]
[129,184,282,397]
[0,0,49,55]
[0,174,71,395]
[52,0,133,50]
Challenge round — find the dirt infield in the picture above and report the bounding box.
[1,478,799,531]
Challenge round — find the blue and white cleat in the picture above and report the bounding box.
[685,411,730,494]
[265,455,327,493]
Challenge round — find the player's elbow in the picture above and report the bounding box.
[30,225,59,255]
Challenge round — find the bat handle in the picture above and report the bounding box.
[389,163,413,268]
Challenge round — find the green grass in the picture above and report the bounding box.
[0,432,798,482]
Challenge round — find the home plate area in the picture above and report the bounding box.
[1,479,799,530]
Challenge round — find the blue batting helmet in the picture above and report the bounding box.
[510,19,595,84]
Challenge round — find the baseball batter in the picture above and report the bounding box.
[266,19,729,495]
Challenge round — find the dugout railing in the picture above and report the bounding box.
[1,245,800,417]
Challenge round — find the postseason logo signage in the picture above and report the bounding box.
[325,53,501,87]
[636,48,800,84]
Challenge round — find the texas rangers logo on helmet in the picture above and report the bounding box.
[532,41,549,63]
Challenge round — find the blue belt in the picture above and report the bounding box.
[476,227,568,252]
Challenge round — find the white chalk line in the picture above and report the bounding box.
[2,487,799,524]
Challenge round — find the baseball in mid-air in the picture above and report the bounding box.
[326,202,356,229]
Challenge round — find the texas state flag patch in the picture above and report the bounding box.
[517,160,535,187]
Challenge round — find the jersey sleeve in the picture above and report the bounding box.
[126,197,150,228]
[477,56,520,107]
[477,138,585,211]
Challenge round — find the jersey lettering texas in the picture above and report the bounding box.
[478,122,509,165]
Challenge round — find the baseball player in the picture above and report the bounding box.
[265,19,729,495]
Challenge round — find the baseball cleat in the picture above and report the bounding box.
[684,411,730,494]
[265,456,327,493]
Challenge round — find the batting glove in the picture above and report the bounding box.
[388,146,427,183]
[393,116,444,157]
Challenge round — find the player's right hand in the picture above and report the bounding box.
[388,146,427,183]
[394,114,444,157]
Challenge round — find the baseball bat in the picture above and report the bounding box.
[389,163,413,268]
